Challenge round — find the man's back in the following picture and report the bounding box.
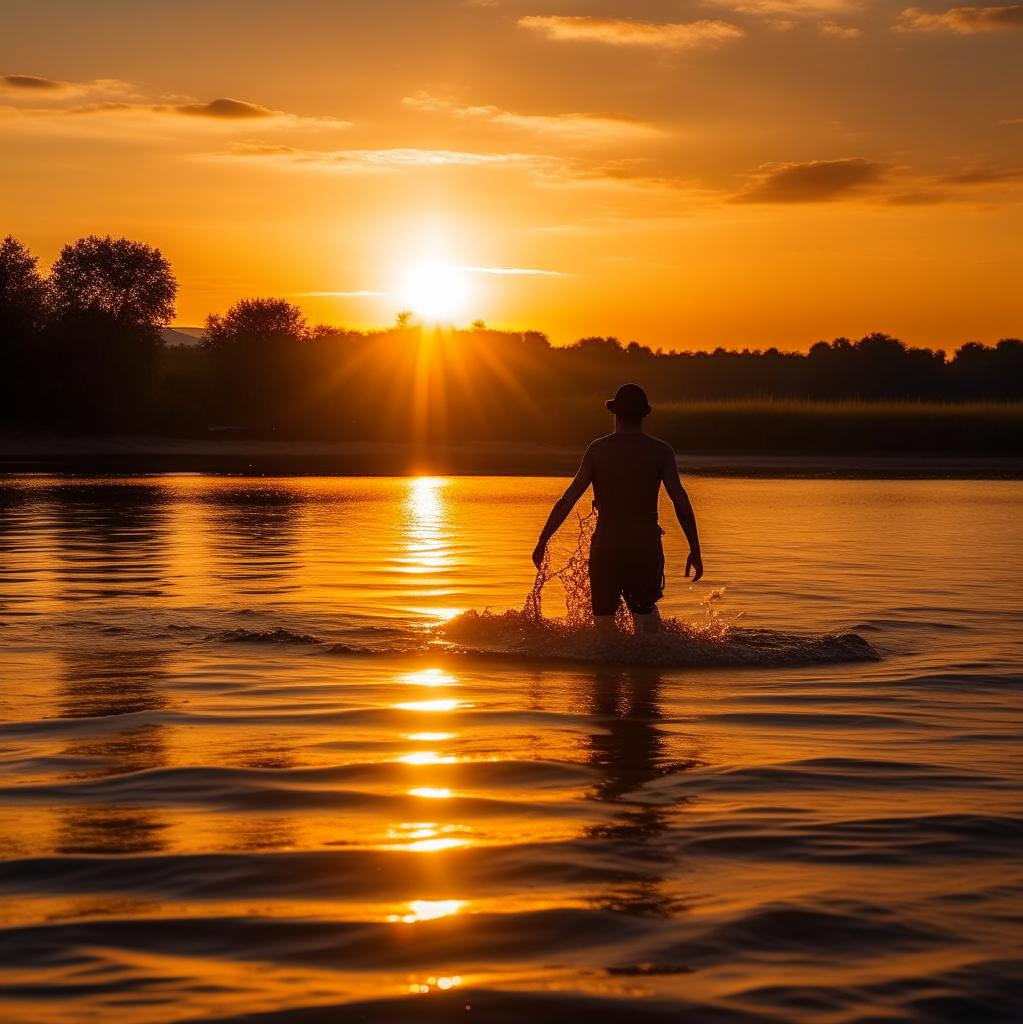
[589,432,670,528]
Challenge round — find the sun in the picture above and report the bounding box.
[399,260,470,323]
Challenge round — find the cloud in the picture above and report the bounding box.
[1,74,134,98]
[734,157,887,202]
[939,166,1023,184]
[298,267,564,299]
[704,0,859,15]
[819,19,864,35]
[176,97,280,119]
[518,14,743,48]
[0,88,351,134]
[229,143,535,172]
[402,91,662,141]
[886,166,1023,203]
[297,290,389,297]
[894,4,1023,32]
[460,265,565,276]
[3,73,66,91]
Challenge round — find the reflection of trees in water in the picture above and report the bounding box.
[43,484,174,854]
[201,486,302,596]
[583,668,699,918]
[47,482,169,600]
[0,482,44,618]
[55,647,171,855]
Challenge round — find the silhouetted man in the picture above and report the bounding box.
[532,383,703,635]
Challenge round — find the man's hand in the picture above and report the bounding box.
[685,550,704,583]
[532,540,547,571]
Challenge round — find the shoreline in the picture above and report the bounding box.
[2,435,1021,478]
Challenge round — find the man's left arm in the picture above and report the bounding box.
[661,443,704,582]
[532,447,594,569]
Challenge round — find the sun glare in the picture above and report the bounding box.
[399,261,470,322]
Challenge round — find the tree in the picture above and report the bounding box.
[202,298,309,430]
[470,319,487,331]
[39,236,177,429]
[0,235,46,336]
[47,235,176,331]
[0,236,47,421]
[204,298,308,350]
[395,310,413,329]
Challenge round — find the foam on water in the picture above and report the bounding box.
[440,511,877,667]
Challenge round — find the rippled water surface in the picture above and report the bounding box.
[1,474,1021,1023]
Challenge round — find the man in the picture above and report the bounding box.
[531,383,703,635]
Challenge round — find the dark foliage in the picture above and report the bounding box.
[0,234,1020,451]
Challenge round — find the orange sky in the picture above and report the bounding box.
[1,0,1021,349]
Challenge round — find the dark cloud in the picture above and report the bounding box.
[2,73,66,90]
[895,4,1023,32]
[176,97,279,119]
[733,157,886,202]
[940,166,1023,184]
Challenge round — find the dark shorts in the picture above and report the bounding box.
[589,526,665,617]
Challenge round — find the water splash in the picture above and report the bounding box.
[441,512,877,667]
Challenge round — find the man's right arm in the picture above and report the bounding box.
[532,445,594,569]
[661,443,704,582]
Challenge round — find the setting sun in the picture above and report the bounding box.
[398,261,470,323]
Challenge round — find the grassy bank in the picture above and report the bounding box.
[640,400,1023,456]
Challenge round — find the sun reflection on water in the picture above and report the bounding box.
[389,899,466,924]
[397,751,457,765]
[409,975,463,994]
[400,478,450,573]
[384,822,469,852]
[399,667,457,687]
[396,698,461,712]
[398,477,463,619]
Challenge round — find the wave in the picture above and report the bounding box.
[204,614,876,668]
[217,628,322,645]
[437,609,878,667]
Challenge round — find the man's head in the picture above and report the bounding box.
[606,383,651,424]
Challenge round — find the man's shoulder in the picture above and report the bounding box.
[585,433,615,454]
[637,434,676,460]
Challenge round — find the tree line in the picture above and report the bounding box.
[2,234,1020,443]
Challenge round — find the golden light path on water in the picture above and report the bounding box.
[399,476,465,621]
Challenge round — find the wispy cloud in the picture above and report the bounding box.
[402,91,662,142]
[229,143,535,172]
[0,83,352,134]
[297,266,564,298]
[819,20,864,35]
[518,14,743,49]
[887,166,1023,203]
[894,4,1023,32]
[940,165,1023,184]
[460,265,566,276]
[704,0,859,16]
[733,157,886,202]
[1,73,134,98]
[296,290,389,297]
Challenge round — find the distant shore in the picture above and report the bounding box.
[2,434,1021,479]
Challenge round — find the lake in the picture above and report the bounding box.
[1,474,1021,1023]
